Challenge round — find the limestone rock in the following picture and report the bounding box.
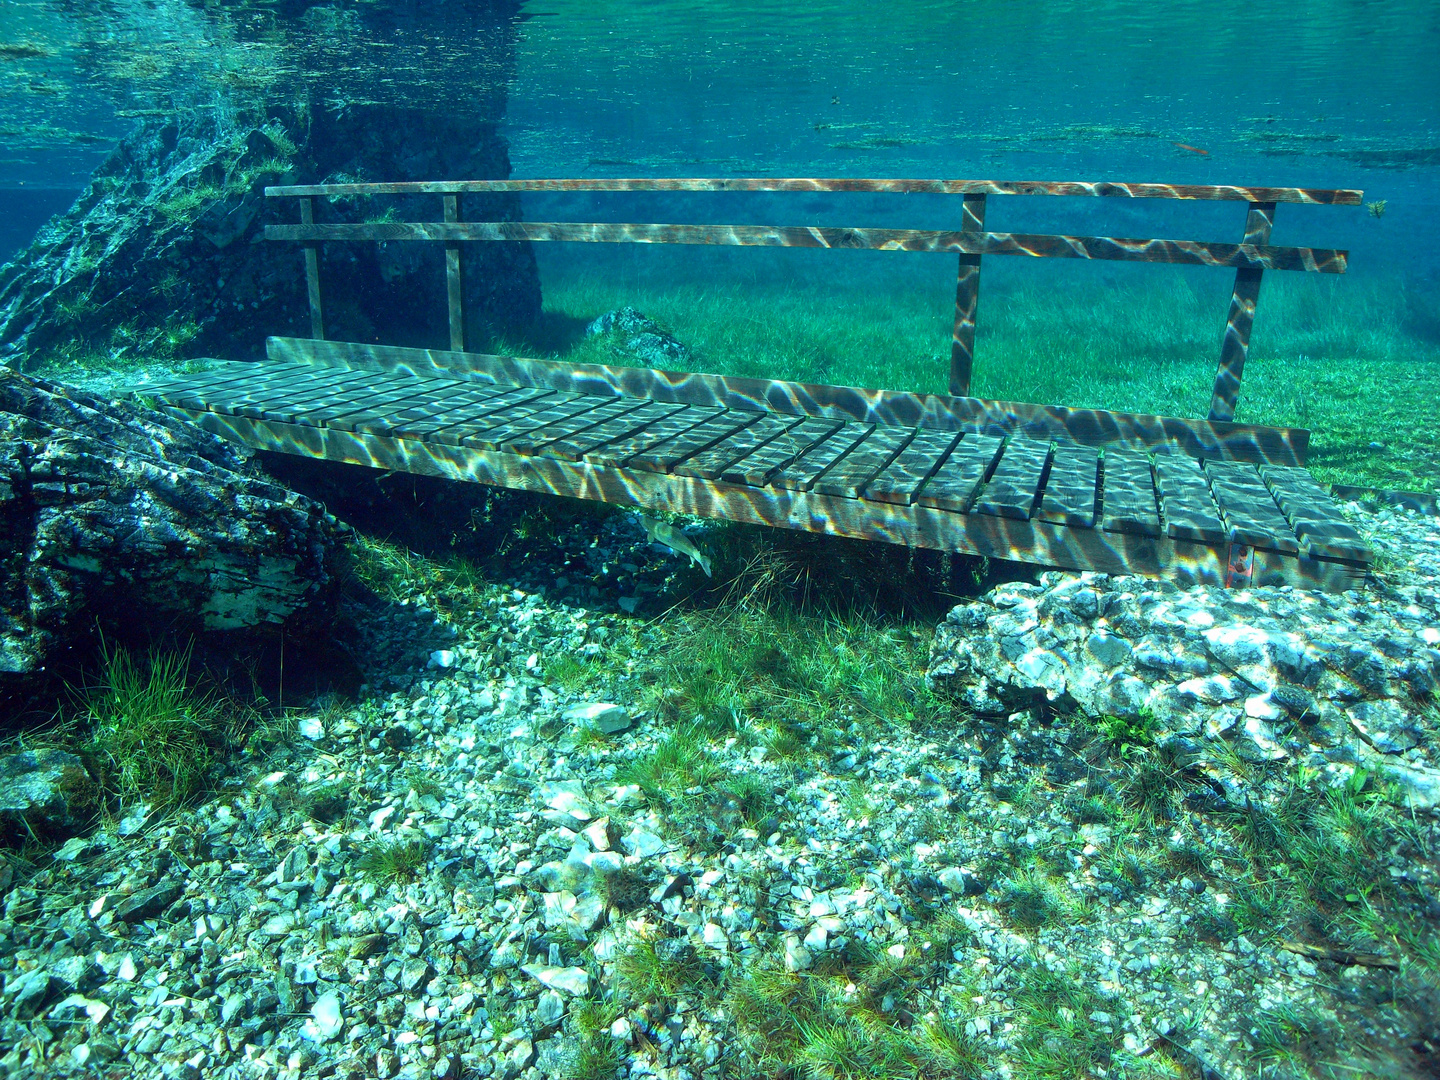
[586,308,691,367]
[0,369,344,684]
[0,747,89,835]
[927,571,1439,772]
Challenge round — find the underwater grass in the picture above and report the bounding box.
[70,640,231,813]
[515,270,1440,492]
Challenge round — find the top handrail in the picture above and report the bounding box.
[264,177,1364,205]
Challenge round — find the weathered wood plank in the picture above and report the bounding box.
[974,437,1052,520]
[443,194,466,353]
[299,196,324,339]
[159,364,381,419]
[583,407,725,468]
[267,221,1348,274]
[674,415,805,481]
[457,393,593,451]
[863,428,963,506]
[266,338,1312,465]
[540,401,687,461]
[949,193,986,396]
[489,394,642,455]
[325,384,542,438]
[1208,202,1275,422]
[266,178,1363,204]
[1260,466,1372,562]
[1036,443,1100,528]
[626,412,762,473]
[916,433,1004,513]
[1155,457,1228,544]
[1202,460,1300,553]
[770,423,874,491]
[416,389,560,445]
[1100,450,1161,536]
[724,417,845,487]
[504,398,651,456]
[813,426,916,498]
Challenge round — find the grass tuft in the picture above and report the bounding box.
[73,640,229,813]
[354,838,430,885]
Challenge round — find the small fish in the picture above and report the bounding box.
[1172,142,1209,155]
[639,514,712,577]
[1366,199,1387,219]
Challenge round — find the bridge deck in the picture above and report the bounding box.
[132,345,1371,592]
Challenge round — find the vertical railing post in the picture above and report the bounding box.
[444,193,466,353]
[948,193,987,397]
[1208,201,1276,422]
[299,196,324,340]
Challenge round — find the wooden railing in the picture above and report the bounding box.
[264,177,1362,424]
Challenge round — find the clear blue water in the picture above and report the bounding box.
[1,0,1436,345]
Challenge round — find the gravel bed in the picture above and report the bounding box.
[1,462,1437,1078]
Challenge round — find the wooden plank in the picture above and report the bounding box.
[724,417,845,487]
[489,394,642,455]
[626,412,762,473]
[1202,460,1300,554]
[1259,466,1372,562]
[862,428,963,506]
[423,390,560,445]
[266,178,1364,205]
[916,432,1004,513]
[1036,443,1100,528]
[319,383,535,436]
[1100,450,1161,537]
[770,423,874,491]
[812,426,915,498]
[299,196,324,339]
[974,437,1052,520]
[135,364,268,396]
[457,393,593,451]
[444,194,465,352]
[268,338,1311,466]
[532,401,685,461]
[583,407,725,468]
[159,364,382,418]
[674,414,804,481]
[268,220,1348,274]
[295,382,456,429]
[949,193,986,396]
[1208,202,1275,422]
[1154,457,1228,544]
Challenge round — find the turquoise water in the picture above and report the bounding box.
[1,0,1437,404]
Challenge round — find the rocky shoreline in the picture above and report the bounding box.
[2,468,1438,1079]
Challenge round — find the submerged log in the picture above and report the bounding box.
[0,368,345,681]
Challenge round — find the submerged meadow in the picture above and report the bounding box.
[516,265,1440,493]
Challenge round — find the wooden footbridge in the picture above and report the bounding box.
[135,176,1374,592]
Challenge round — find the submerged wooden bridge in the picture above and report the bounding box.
[136,176,1374,592]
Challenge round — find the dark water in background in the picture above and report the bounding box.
[1,0,1437,334]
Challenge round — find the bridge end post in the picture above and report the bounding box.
[1208,201,1276,422]
[948,193,987,397]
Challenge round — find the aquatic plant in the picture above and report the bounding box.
[72,640,228,812]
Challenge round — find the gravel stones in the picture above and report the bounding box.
[563,701,632,734]
[112,880,182,924]
[0,746,89,834]
[2,499,1435,1080]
